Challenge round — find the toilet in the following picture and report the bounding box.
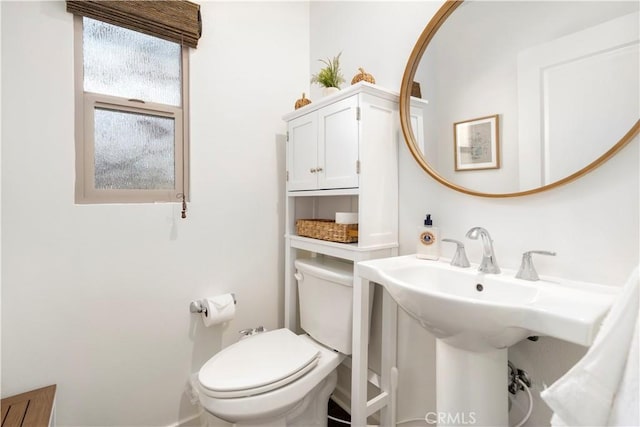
[197,256,365,426]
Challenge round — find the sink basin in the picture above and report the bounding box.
[358,255,618,351]
[358,254,619,426]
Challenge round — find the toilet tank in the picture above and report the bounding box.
[295,257,371,355]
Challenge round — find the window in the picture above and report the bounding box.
[74,16,189,203]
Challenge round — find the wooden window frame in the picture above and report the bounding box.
[73,16,190,204]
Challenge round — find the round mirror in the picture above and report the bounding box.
[399,0,640,197]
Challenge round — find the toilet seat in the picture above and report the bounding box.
[199,329,321,399]
[197,332,345,424]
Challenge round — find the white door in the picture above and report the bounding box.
[287,113,318,191]
[318,96,359,190]
[517,11,639,188]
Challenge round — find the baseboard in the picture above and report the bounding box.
[167,410,204,427]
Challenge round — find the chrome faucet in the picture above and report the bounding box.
[465,227,500,274]
[516,250,556,281]
[442,238,470,268]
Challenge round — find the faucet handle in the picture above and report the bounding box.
[516,250,557,281]
[442,238,471,268]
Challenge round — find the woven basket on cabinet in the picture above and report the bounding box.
[296,219,358,243]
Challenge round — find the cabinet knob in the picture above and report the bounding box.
[316,167,323,173]
[310,168,317,173]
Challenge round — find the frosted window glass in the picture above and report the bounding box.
[94,109,175,190]
[83,18,181,106]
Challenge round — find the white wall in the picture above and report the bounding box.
[310,2,639,426]
[1,2,309,426]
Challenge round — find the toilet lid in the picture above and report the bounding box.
[199,329,320,398]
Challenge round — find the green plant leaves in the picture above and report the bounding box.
[310,52,345,88]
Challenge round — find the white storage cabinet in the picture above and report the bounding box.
[287,95,359,191]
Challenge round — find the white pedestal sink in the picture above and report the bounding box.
[357,255,619,426]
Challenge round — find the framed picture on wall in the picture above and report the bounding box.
[453,114,500,171]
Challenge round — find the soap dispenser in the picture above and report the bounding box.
[416,214,440,260]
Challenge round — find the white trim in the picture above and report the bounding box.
[73,16,85,202]
[165,409,205,427]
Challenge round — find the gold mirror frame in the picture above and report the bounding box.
[399,0,640,198]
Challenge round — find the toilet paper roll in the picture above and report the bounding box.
[335,212,358,224]
[201,293,236,327]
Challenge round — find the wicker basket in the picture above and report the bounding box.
[296,219,358,243]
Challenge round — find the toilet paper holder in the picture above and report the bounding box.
[189,293,237,315]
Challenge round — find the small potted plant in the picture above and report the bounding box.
[311,52,345,97]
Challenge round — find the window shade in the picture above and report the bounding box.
[67,0,202,48]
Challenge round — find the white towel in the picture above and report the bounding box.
[607,316,639,426]
[540,266,639,427]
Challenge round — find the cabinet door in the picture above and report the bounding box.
[318,96,359,189]
[287,113,318,191]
